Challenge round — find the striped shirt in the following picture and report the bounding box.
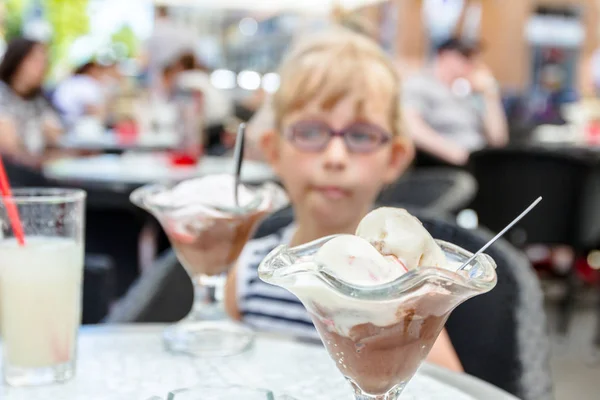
[236,221,320,341]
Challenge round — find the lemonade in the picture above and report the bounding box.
[0,237,84,369]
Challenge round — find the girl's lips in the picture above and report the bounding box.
[314,186,351,200]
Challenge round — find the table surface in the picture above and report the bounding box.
[58,133,180,152]
[0,324,518,400]
[43,154,276,186]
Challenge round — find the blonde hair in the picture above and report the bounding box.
[273,28,402,136]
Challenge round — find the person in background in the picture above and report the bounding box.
[153,56,182,102]
[144,6,196,91]
[176,52,233,153]
[99,60,124,100]
[529,62,578,125]
[403,38,508,166]
[53,60,107,129]
[0,37,63,167]
[225,28,463,372]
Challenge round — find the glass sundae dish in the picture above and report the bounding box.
[259,208,497,399]
[131,174,286,356]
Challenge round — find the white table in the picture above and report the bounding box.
[0,325,518,400]
[58,133,180,152]
[43,154,277,187]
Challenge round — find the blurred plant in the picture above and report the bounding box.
[3,0,27,41]
[111,25,139,59]
[43,0,90,77]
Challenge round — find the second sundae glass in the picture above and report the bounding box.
[259,237,497,399]
[131,175,286,357]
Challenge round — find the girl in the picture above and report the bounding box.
[225,28,462,372]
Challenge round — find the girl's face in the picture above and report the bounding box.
[262,87,413,232]
[13,44,48,94]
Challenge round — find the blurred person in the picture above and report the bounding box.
[225,28,463,373]
[581,47,600,98]
[99,61,124,99]
[144,6,196,90]
[158,58,183,100]
[528,62,577,125]
[53,60,107,129]
[0,37,63,167]
[403,38,508,166]
[176,52,233,152]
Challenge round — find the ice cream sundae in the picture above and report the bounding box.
[131,173,287,357]
[259,207,497,398]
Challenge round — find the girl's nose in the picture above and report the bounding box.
[322,137,349,170]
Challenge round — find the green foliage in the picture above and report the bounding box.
[43,0,91,77]
[3,0,27,40]
[111,25,138,59]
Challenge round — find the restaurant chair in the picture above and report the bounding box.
[105,249,192,323]
[83,254,115,324]
[377,168,477,215]
[2,158,48,187]
[413,210,553,400]
[412,149,459,169]
[468,147,600,339]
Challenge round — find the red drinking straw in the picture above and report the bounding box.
[0,157,26,246]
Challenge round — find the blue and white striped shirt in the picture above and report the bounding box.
[236,222,320,340]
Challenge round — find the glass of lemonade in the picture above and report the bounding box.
[0,188,86,387]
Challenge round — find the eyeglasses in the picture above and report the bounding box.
[285,120,392,153]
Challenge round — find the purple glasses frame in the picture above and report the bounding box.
[285,120,392,153]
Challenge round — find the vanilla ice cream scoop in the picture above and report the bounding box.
[314,235,405,285]
[356,208,446,270]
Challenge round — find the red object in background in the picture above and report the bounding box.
[585,120,600,146]
[576,257,600,285]
[169,147,203,167]
[115,120,139,144]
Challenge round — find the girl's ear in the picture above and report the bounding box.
[260,130,282,174]
[383,136,415,184]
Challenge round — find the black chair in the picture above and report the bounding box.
[412,149,458,169]
[469,147,600,250]
[2,159,48,187]
[105,250,192,323]
[469,147,600,338]
[413,211,553,400]
[83,254,116,324]
[377,168,477,215]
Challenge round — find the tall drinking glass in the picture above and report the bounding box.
[0,189,86,387]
